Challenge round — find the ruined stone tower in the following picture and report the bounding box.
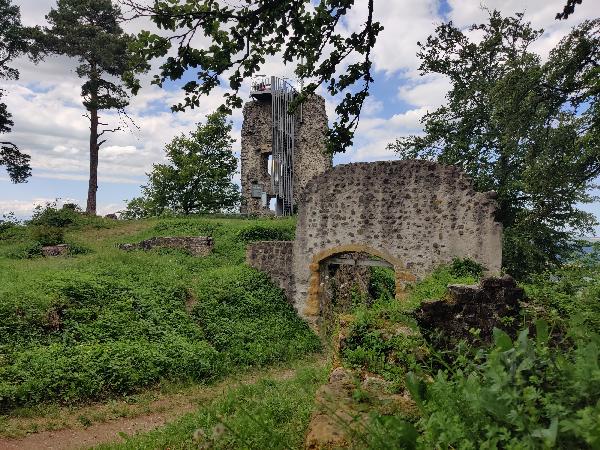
[240,76,332,215]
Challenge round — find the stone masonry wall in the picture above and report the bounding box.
[293,160,503,324]
[240,94,332,215]
[240,100,273,214]
[246,241,294,301]
[415,275,523,348]
[119,236,214,257]
[294,95,332,196]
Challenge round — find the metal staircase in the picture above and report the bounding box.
[251,75,296,216]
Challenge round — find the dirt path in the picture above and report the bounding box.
[0,411,188,450]
[0,356,325,450]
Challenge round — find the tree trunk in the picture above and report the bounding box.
[86,106,99,215]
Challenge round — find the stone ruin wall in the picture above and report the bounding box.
[293,95,332,195]
[246,160,503,325]
[292,160,503,324]
[240,94,332,215]
[240,100,273,214]
[119,236,214,257]
[246,241,294,301]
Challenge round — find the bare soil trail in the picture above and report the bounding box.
[0,355,326,450]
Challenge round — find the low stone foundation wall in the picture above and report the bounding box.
[42,244,69,257]
[415,275,524,348]
[119,236,213,256]
[246,241,294,301]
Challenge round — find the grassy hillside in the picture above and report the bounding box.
[0,212,319,411]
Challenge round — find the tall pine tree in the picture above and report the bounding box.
[42,0,147,214]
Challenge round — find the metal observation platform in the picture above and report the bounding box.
[250,75,297,216]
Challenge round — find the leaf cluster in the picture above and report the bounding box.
[0,0,37,183]
[405,323,600,449]
[123,0,382,153]
[389,12,600,277]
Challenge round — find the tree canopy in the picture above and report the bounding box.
[0,0,36,183]
[123,112,240,218]
[40,0,147,214]
[121,0,381,154]
[389,11,600,278]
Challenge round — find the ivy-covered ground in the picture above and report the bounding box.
[0,207,598,449]
[0,209,318,412]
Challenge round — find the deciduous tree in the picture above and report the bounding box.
[388,12,600,278]
[0,0,35,183]
[121,0,382,154]
[124,112,239,217]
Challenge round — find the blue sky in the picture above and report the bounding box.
[1,0,599,235]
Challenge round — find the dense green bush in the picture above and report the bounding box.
[29,203,82,228]
[524,244,600,333]
[357,248,600,449]
[192,266,321,367]
[236,223,295,242]
[0,213,19,233]
[3,241,43,259]
[368,267,396,300]
[28,202,114,230]
[0,339,221,407]
[0,216,319,411]
[152,218,220,236]
[30,225,65,246]
[401,323,600,449]
[340,297,427,390]
[449,257,484,279]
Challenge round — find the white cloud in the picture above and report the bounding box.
[398,75,451,109]
[0,197,78,216]
[3,0,600,225]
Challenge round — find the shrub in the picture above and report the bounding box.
[368,267,396,300]
[340,298,426,388]
[153,219,220,236]
[65,242,91,255]
[524,247,600,333]
[402,322,600,449]
[29,202,82,228]
[0,339,222,409]
[236,224,295,242]
[30,225,65,246]
[449,257,484,279]
[192,266,320,367]
[5,241,43,259]
[0,212,19,233]
[0,216,27,243]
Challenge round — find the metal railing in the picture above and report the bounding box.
[250,75,271,93]
[270,76,295,216]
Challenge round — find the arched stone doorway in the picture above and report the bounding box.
[303,244,416,324]
[303,244,416,329]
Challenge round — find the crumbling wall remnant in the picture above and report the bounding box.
[119,236,214,256]
[293,160,503,325]
[246,240,294,301]
[245,159,503,327]
[415,275,524,348]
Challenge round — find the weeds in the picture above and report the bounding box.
[0,215,318,411]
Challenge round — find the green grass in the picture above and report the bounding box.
[338,264,480,390]
[0,214,318,411]
[96,364,328,450]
